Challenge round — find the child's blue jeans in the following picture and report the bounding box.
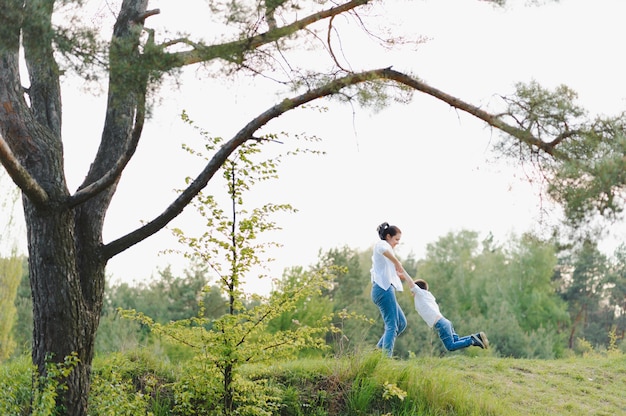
[434,317,474,351]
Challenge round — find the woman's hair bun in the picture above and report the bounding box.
[377,222,390,239]
[377,222,401,240]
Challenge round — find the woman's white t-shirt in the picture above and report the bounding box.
[370,240,403,292]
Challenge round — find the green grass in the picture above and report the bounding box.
[2,351,625,415]
[263,352,626,415]
[450,354,626,415]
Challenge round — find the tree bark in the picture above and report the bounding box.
[26,201,100,414]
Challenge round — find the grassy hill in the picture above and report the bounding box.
[2,350,625,415]
[261,352,626,415]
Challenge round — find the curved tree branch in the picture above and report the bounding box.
[102,68,385,259]
[135,8,160,23]
[71,0,150,211]
[155,0,372,69]
[102,67,559,260]
[0,0,59,208]
[378,69,565,158]
[0,133,49,205]
[67,85,146,208]
[23,0,62,139]
[547,130,581,149]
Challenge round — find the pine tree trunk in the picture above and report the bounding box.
[26,198,105,415]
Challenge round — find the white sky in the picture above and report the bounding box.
[2,0,626,294]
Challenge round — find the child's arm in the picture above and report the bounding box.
[401,268,415,289]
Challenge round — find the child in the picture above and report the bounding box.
[406,277,489,351]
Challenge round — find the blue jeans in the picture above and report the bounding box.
[371,283,407,357]
[434,317,474,351]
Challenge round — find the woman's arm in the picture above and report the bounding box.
[383,250,406,281]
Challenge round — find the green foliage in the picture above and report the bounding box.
[0,255,23,360]
[90,350,173,416]
[89,370,153,416]
[0,345,624,414]
[12,260,32,357]
[120,121,333,415]
[606,244,626,344]
[13,224,626,367]
[122,252,335,415]
[0,355,32,415]
[270,352,502,415]
[267,266,335,357]
[552,124,626,226]
[29,353,79,416]
[0,173,27,361]
[95,311,142,354]
[49,2,107,82]
[0,354,78,416]
[505,82,586,146]
[557,239,614,349]
[574,337,594,357]
[98,263,231,356]
[105,265,213,324]
[498,81,626,227]
[308,247,377,355]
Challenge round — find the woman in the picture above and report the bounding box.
[370,222,407,357]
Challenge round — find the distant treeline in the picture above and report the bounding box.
[4,230,626,360]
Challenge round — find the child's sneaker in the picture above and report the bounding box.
[476,332,489,349]
[471,334,484,349]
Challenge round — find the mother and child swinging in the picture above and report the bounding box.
[370,222,489,357]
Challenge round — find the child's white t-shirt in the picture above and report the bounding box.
[411,286,443,327]
[370,240,403,291]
